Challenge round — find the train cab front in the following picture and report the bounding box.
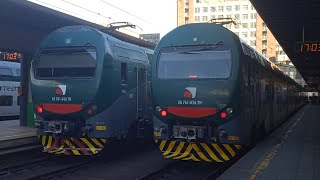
[151,45,243,162]
[31,46,107,155]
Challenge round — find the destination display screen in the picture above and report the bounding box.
[0,51,22,61]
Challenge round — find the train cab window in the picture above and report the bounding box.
[36,47,97,78]
[158,45,232,79]
[0,68,13,76]
[121,62,127,84]
[0,96,13,106]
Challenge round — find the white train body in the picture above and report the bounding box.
[0,61,20,118]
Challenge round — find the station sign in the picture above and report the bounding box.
[0,51,22,62]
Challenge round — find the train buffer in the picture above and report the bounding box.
[218,104,320,180]
[0,120,38,155]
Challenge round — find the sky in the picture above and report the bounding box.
[28,0,177,38]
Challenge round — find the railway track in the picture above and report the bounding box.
[136,160,232,180]
[0,154,97,180]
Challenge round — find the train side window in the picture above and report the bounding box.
[121,62,127,84]
[0,96,13,106]
[0,68,13,76]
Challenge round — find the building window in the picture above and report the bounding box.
[218,6,223,12]
[235,5,240,11]
[218,15,223,19]
[195,16,200,22]
[250,40,256,46]
[210,7,216,12]
[242,23,248,28]
[210,15,215,20]
[226,14,231,18]
[234,24,239,29]
[195,7,200,13]
[185,8,189,13]
[226,6,232,11]
[263,22,267,28]
[242,32,248,38]
[251,13,256,19]
[242,14,248,20]
[262,49,267,56]
[203,7,208,13]
[250,22,256,28]
[202,16,208,21]
[251,5,255,10]
[196,0,201,3]
[242,5,248,11]
[250,31,256,37]
[234,14,240,20]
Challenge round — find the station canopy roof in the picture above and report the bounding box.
[251,0,320,90]
[0,0,154,57]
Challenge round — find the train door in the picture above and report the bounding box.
[136,67,147,119]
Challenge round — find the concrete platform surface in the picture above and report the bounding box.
[218,104,320,180]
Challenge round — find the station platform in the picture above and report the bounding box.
[0,120,38,155]
[218,104,320,180]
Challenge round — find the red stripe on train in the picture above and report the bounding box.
[167,107,217,118]
[42,104,82,114]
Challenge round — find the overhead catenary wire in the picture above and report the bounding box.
[98,0,153,25]
[34,0,141,36]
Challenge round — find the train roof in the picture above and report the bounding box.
[0,61,21,68]
[53,25,156,50]
[101,29,156,49]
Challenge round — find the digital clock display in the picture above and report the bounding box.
[0,52,22,61]
[296,42,320,53]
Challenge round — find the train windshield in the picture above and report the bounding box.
[158,45,232,79]
[36,47,97,78]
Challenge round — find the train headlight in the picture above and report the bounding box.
[155,106,162,112]
[226,107,233,115]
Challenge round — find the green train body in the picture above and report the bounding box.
[151,23,304,162]
[31,26,154,155]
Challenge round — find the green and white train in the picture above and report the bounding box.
[31,25,154,155]
[151,23,304,162]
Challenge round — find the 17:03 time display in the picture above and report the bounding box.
[299,43,320,52]
[1,52,22,60]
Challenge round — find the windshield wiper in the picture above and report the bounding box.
[191,41,224,52]
[178,51,199,54]
[178,41,224,53]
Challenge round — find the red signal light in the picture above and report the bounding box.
[87,108,93,115]
[37,106,43,113]
[220,112,227,119]
[160,110,167,117]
